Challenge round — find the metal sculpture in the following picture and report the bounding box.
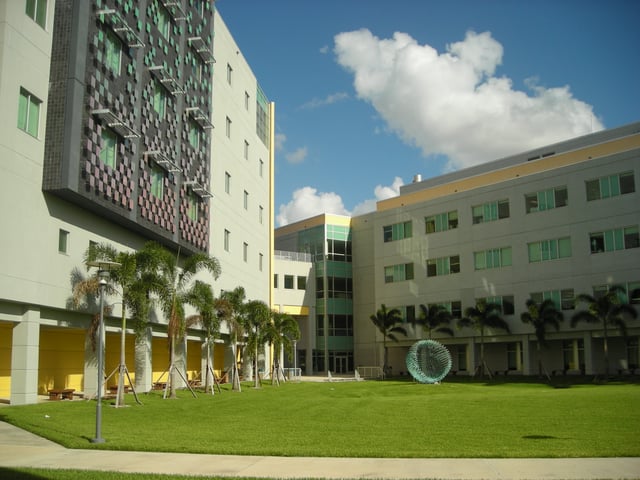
[406,339,452,383]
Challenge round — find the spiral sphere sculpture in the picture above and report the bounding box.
[406,339,452,384]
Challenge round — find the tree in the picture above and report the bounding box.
[369,304,407,378]
[415,304,454,339]
[185,280,221,393]
[220,286,248,391]
[263,311,300,385]
[244,300,271,388]
[520,298,563,379]
[73,243,151,406]
[458,300,510,377]
[141,242,221,398]
[571,286,637,376]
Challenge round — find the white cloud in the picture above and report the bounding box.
[274,132,286,152]
[334,29,603,170]
[277,187,350,226]
[285,147,308,164]
[320,45,329,54]
[300,92,349,109]
[278,177,404,226]
[352,176,404,216]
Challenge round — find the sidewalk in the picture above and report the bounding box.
[1,421,639,479]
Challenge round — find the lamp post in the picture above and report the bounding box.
[87,260,120,444]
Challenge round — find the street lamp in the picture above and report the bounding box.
[87,260,121,444]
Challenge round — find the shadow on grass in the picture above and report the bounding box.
[0,467,49,479]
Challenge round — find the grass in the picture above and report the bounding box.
[1,378,640,459]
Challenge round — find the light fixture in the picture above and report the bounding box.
[87,260,121,444]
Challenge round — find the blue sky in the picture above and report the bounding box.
[215,0,640,226]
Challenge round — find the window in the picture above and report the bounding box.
[328,314,353,336]
[327,276,353,299]
[224,172,231,194]
[225,116,231,138]
[245,91,250,110]
[157,5,170,38]
[425,211,458,233]
[327,238,352,262]
[243,242,248,262]
[224,229,230,251]
[593,282,640,304]
[58,229,69,254]
[244,140,249,160]
[26,0,47,28]
[525,186,568,213]
[259,159,264,178]
[428,300,462,318]
[479,295,515,315]
[472,199,509,224]
[590,226,639,253]
[104,29,122,75]
[152,80,167,118]
[259,253,263,272]
[284,275,294,289]
[384,263,414,283]
[226,63,233,85]
[188,120,200,149]
[383,221,412,242]
[530,289,575,310]
[586,172,635,201]
[99,128,118,168]
[259,205,264,224]
[297,276,307,290]
[243,190,249,210]
[187,192,198,221]
[474,247,512,270]
[528,237,571,262]
[273,274,278,288]
[426,255,460,277]
[18,88,41,137]
[151,164,164,199]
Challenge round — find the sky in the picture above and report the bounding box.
[215,0,640,227]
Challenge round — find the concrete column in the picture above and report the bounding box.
[583,331,594,375]
[84,328,98,397]
[10,308,40,405]
[135,327,152,392]
[521,335,531,375]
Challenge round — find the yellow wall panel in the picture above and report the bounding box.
[0,324,11,398]
[39,329,85,394]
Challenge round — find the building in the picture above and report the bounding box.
[275,123,640,378]
[0,0,274,404]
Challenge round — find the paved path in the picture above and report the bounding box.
[1,422,639,479]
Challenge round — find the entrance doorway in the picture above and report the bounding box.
[334,355,348,374]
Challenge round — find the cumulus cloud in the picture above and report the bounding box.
[277,187,350,226]
[277,177,403,226]
[300,92,350,109]
[352,176,404,216]
[274,132,286,152]
[285,147,308,164]
[334,29,603,170]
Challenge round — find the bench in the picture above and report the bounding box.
[48,388,75,400]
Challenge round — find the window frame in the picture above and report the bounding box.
[26,0,47,29]
[18,88,41,138]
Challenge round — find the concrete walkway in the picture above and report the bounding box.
[1,421,639,479]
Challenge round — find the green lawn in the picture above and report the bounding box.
[1,378,639,459]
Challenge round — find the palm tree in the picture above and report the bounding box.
[73,243,151,406]
[415,304,454,339]
[520,298,563,379]
[141,241,221,398]
[263,311,300,385]
[458,300,510,377]
[244,300,271,388]
[571,286,637,376]
[369,304,407,378]
[220,286,248,391]
[185,280,221,393]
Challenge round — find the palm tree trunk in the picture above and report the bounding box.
[169,337,177,399]
[603,320,610,377]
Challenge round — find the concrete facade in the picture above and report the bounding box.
[0,0,273,404]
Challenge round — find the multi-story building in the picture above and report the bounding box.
[275,123,640,377]
[0,0,274,404]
